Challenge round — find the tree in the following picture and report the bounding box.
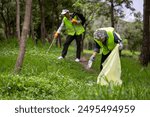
[110,0,115,27]
[0,0,16,39]
[14,0,32,73]
[39,0,46,44]
[16,0,20,41]
[140,0,150,66]
[105,0,135,28]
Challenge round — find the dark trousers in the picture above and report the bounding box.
[100,52,111,70]
[61,34,82,59]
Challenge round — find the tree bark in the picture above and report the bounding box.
[16,0,20,41]
[0,4,8,39]
[30,8,35,43]
[140,0,150,66]
[14,0,32,73]
[39,0,46,44]
[110,0,114,27]
[55,0,61,47]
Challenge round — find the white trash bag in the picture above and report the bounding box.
[97,44,122,86]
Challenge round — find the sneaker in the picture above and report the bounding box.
[75,58,80,62]
[58,56,63,59]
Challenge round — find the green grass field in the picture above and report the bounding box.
[0,39,150,100]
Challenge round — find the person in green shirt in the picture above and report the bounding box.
[87,27,123,70]
[54,9,85,62]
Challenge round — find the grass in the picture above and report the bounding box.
[0,39,150,100]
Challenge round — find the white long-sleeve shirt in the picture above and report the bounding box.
[57,21,64,33]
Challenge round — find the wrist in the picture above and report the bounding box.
[90,56,95,61]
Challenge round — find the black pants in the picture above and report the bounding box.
[100,52,111,70]
[61,34,82,59]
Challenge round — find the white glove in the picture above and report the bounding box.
[119,42,123,50]
[87,55,95,69]
[87,60,93,68]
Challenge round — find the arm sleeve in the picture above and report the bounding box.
[57,21,64,33]
[114,32,122,43]
[94,41,100,53]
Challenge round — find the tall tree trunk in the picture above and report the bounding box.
[30,8,35,44]
[6,8,12,37]
[14,0,32,73]
[140,0,150,66]
[39,0,46,44]
[54,0,61,47]
[110,0,114,27]
[48,0,61,46]
[149,15,150,62]
[16,0,20,41]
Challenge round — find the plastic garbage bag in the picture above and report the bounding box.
[97,44,122,86]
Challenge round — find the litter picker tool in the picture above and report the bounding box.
[46,38,55,53]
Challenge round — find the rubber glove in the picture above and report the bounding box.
[71,18,77,24]
[87,55,95,69]
[54,32,59,39]
[119,42,123,50]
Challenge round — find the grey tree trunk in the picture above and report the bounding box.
[39,0,46,44]
[16,0,20,41]
[30,9,35,43]
[110,0,114,27]
[14,0,32,73]
[140,0,150,66]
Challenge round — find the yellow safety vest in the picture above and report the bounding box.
[94,27,116,55]
[63,16,85,36]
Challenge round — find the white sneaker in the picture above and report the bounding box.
[58,56,63,59]
[75,58,80,62]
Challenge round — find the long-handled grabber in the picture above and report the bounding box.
[46,38,55,53]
